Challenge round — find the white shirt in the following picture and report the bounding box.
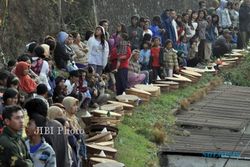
[64,80,75,95]
[87,36,109,67]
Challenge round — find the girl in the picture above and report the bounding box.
[197,9,208,63]
[139,41,151,71]
[87,26,109,75]
[110,33,131,95]
[150,37,164,82]
[162,40,179,77]
[186,11,198,40]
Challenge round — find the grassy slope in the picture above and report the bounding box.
[115,54,250,167]
[115,73,221,167]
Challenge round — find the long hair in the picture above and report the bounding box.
[95,27,106,49]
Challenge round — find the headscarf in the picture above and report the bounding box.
[62,96,81,130]
[48,106,65,120]
[57,31,69,44]
[40,44,50,58]
[62,96,79,115]
[15,62,37,93]
[219,0,228,9]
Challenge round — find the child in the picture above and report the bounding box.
[139,41,151,71]
[187,37,199,67]
[25,114,56,167]
[78,70,91,109]
[162,40,179,77]
[150,37,164,81]
[176,35,188,66]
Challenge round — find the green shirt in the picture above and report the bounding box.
[0,127,34,167]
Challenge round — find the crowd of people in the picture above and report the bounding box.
[0,0,250,167]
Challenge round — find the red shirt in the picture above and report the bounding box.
[110,46,131,69]
[151,47,161,67]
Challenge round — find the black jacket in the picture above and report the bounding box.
[239,3,250,31]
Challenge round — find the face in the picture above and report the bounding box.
[117,24,122,32]
[76,33,81,42]
[70,102,78,115]
[183,15,189,22]
[170,11,177,19]
[5,110,24,132]
[71,76,79,83]
[187,9,192,16]
[154,38,161,46]
[143,43,149,49]
[134,53,140,60]
[166,42,172,49]
[132,18,138,26]
[200,2,206,9]
[199,11,205,19]
[66,36,74,45]
[144,21,150,29]
[25,119,38,138]
[95,28,102,36]
[6,94,18,106]
[192,12,198,20]
[23,68,29,76]
[102,22,109,31]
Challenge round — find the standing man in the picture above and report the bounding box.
[0,105,34,167]
[239,0,250,49]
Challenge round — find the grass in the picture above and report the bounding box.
[114,54,250,167]
[221,55,250,86]
[115,73,222,167]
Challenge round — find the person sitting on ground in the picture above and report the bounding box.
[14,61,37,95]
[0,70,11,94]
[34,83,50,108]
[0,105,33,166]
[64,70,84,106]
[87,73,111,108]
[53,76,67,103]
[212,29,232,58]
[6,74,19,89]
[25,113,56,167]
[128,49,147,87]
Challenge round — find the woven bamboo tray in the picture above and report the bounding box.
[86,132,113,143]
[86,144,117,158]
[134,84,161,97]
[91,157,125,167]
[126,88,151,101]
[107,101,134,110]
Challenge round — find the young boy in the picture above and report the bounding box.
[162,39,179,77]
[25,113,56,167]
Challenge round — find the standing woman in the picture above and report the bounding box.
[197,9,208,63]
[186,11,198,40]
[70,32,89,69]
[87,26,109,75]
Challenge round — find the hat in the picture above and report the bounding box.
[96,25,105,35]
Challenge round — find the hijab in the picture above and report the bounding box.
[15,61,37,93]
